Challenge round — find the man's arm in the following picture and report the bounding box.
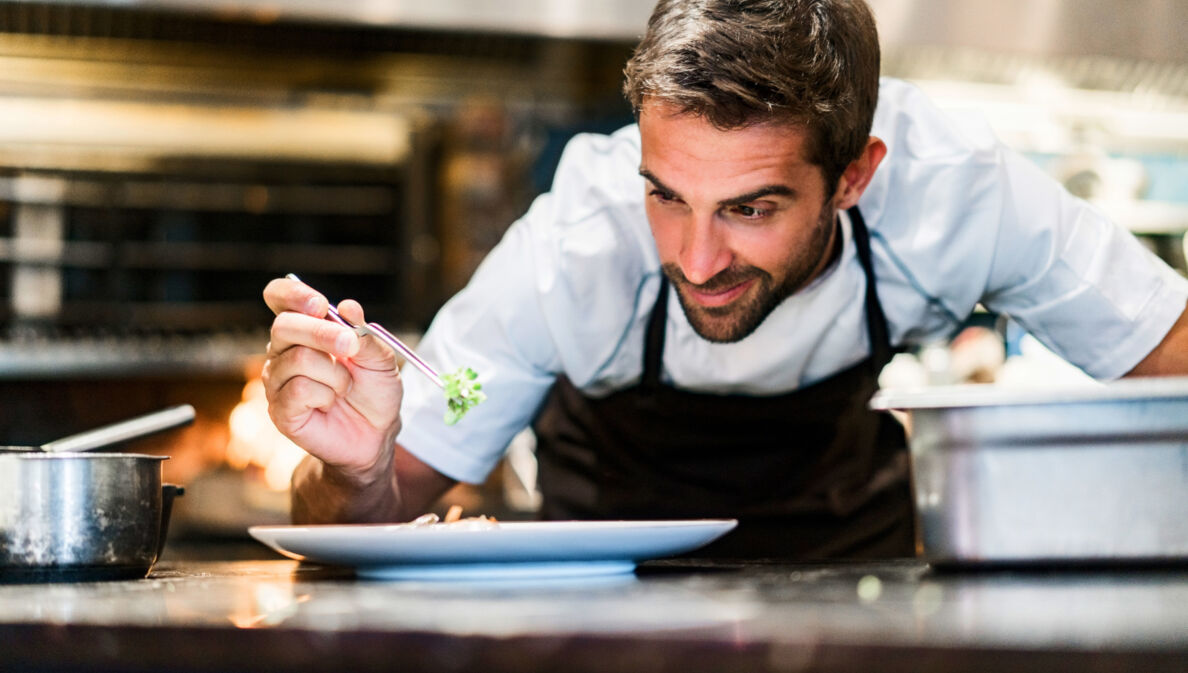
[290,442,456,525]
[1126,305,1188,376]
[263,276,456,525]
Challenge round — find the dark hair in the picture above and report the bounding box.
[624,0,881,191]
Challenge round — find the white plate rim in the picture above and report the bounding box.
[250,518,737,536]
[248,518,738,570]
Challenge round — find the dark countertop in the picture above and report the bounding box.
[1,558,1187,673]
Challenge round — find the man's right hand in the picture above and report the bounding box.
[261,277,403,484]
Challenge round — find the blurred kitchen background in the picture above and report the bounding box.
[0,0,1185,555]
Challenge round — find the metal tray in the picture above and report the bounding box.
[871,377,1188,566]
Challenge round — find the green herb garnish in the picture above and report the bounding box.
[442,366,486,426]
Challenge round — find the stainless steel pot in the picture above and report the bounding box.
[0,407,193,582]
[0,454,182,581]
[871,377,1188,566]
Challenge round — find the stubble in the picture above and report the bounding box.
[663,203,839,343]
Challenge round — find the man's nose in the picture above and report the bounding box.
[679,213,732,285]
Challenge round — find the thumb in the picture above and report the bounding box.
[336,299,396,369]
[336,298,366,326]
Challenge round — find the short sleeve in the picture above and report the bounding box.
[866,79,1188,378]
[979,149,1188,378]
[396,127,653,483]
[397,205,562,483]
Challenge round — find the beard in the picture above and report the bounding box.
[663,204,838,343]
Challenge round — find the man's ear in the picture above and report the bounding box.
[832,137,887,210]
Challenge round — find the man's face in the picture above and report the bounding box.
[639,102,840,343]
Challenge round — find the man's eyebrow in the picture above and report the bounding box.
[639,168,676,195]
[719,185,796,206]
[639,168,795,206]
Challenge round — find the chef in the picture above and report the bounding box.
[262,0,1188,558]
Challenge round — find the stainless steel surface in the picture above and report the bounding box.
[16,0,657,41]
[871,0,1188,63]
[871,376,1188,410]
[0,453,180,580]
[25,0,1188,61]
[0,330,267,378]
[39,404,196,453]
[0,96,413,172]
[873,381,1188,564]
[870,4,1188,240]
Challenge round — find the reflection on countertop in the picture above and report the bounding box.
[1,559,1187,672]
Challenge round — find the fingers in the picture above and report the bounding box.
[263,277,374,360]
[261,278,403,470]
[265,340,353,395]
[262,335,352,433]
[263,277,329,317]
[332,299,399,372]
[266,375,335,437]
[262,346,353,428]
[270,310,358,359]
[337,299,365,326]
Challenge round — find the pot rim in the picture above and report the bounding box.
[870,375,1188,410]
[0,452,169,460]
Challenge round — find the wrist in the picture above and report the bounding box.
[321,434,396,490]
[291,434,401,524]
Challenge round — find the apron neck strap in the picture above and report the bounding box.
[846,206,894,371]
[643,275,670,391]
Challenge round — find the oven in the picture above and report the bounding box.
[0,2,637,552]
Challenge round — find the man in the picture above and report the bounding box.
[262,0,1188,559]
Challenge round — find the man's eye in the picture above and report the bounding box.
[734,204,769,218]
[650,189,680,204]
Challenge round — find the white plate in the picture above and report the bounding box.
[248,519,738,580]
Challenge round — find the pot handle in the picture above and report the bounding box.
[41,405,196,453]
[156,484,186,560]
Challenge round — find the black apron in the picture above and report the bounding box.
[531,207,915,560]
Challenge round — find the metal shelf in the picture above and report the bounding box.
[0,328,267,377]
[0,239,398,274]
[5,0,655,41]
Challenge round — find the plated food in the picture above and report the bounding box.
[404,505,499,530]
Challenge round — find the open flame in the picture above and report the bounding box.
[225,377,308,491]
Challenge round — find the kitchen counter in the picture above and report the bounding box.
[1,558,1186,673]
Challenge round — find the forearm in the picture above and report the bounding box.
[290,452,402,525]
[1126,305,1188,377]
[289,441,458,525]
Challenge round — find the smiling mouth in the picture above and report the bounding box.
[686,277,756,308]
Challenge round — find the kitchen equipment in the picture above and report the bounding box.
[0,404,196,453]
[286,274,445,389]
[0,407,195,582]
[870,377,1188,566]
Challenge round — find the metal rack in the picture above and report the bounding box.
[0,28,443,376]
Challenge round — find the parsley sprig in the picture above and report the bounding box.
[442,366,487,425]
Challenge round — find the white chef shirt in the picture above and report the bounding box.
[398,78,1188,484]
